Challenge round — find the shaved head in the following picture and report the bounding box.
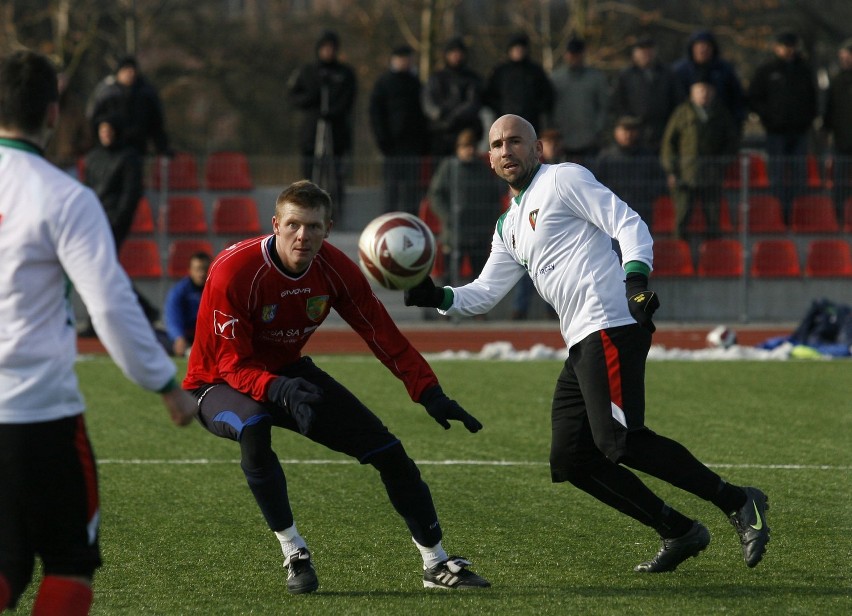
[488,114,542,193]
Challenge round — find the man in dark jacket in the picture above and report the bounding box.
[81,115,159,332]
[672,30,747,129]
[610,37,682,154]
[483,33,553,133]
[423,37,484,157]
[288,30,357,213]
[824,38,852,220]
[369,45,430,214]
[87,55,170,157]
[748,31,818,221]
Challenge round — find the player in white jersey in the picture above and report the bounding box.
[0,51,196,615]
[405,114,771,574]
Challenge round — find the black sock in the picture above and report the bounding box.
[711,480,747,515]
[656,505,694,539]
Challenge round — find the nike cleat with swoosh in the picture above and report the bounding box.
[634,521,711,573]
[729,486,770,568]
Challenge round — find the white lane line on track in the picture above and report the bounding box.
[96,459,851,470]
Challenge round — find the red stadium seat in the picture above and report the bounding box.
[212,196,262,235]
[418,197,444,278]
[160,196,208,235]
[204,151,254,191]
[697,239,744,277]
[804,239,852,278]
[750,239,801,278]
[744,194,786,233]
[130,196,155,235]
[150,152,200,191]
[651,194,675,235]
[843,197,852,233]
[806,154,824,189]
[167,239,214,278]
[652,239,694,277]
[723,152,770,189]
[790,195,839,233]
[119,239,162,279]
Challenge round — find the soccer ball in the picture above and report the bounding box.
[706,325,737,349]
[358,212,436,290]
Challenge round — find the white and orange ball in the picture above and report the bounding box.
[358,212,436,290]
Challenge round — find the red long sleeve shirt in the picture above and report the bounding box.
[184,236,438,403]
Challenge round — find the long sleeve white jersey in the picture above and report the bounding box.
[441,163,654,350]
[0,139,176,423]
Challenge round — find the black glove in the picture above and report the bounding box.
[419,385,482,433]
[404,277,445,308]
[625,272,660,333]
[268,377,324,435]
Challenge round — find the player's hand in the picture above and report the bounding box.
[268,376,324,435]
[404,277,445,308]
[419,385,482,433]
[625,272,660,333]
[161,388,198,427]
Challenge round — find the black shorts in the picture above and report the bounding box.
[550,324,651,476]
[0,415,102,585]
[193,357,400,463]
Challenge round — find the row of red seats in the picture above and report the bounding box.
[652,193,851,235]
[119,238,216,279]
[129,195,261,236]
[150,150,253,191]
[654,238,852,278]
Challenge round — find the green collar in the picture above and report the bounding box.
[0,137,44,157]
[512,164,541,206]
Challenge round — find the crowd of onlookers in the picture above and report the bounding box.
[49,27,852,328]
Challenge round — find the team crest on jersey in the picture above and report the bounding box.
[261,304,278,323]
[529,209,539,230]
[306,295,329,321]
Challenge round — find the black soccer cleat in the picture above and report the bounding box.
[423,556,491,589]
[634,521,711,573]
[729,486,770,568]
[283,548,319,594]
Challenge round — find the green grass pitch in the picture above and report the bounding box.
[14,357,852,614]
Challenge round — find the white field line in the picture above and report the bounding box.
[96,458,851,471]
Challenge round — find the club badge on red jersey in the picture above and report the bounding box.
[261,304,278,323]
[306,295,329,321]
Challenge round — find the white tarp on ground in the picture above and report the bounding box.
[425,340,822,361]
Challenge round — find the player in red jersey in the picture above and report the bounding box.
[184,180,489,594]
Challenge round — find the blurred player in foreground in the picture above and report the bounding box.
[0,50,196,615]
[183,180,489,594]
[405,114,770,574]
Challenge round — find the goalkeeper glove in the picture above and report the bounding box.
[404,277,445,308]
[419,385,482,433]
[268,376,324,435]
[625,272,660,333]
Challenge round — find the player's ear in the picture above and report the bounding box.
[324,218,333,237]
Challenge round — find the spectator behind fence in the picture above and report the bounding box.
[86,55,171,157]
[81,115,161,334]
[0,50,196,616]
[369,44,430,214]
[748,31,818,222]
[594,115,664,226]
[164,251,211,358]
[287,30,357,213]
[428,128,505,283]
[823,38,852,221]
[610,36,682,154]
[661,75,739,239]
[671,30,748,129]
[423,37,484,157]
[46,72,92,176]
[483,32,554,133]
[548,37,609,164]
